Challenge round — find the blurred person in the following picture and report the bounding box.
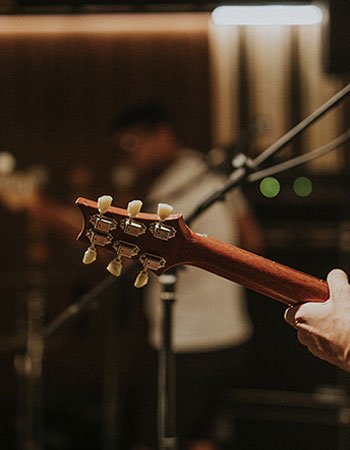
[112,103,264,450]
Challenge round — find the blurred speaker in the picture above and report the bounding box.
[326,1,350,74]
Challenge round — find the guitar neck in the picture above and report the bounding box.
[74,197,330,305]
[186,233,329,305]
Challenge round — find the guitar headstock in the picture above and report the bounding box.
[75,196,194,287]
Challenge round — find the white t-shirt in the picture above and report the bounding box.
[145,149,253,353]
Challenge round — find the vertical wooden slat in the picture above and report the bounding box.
[244,25,293,155]
[297,24,344,173]
[208,23,240,146]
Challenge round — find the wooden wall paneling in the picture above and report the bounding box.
[0,23,211,443]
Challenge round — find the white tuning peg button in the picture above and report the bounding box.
[82,246,97,264]
[134,269,149,288]
[127,199,143,218]
[107,257,122,277]
[98,195,113,215]
[157,203,173,222]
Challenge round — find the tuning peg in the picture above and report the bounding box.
[82,245,97,264]
[121,199,146,237]
[127,199,143,218]
[157,203,173,222]
[149,203,176,241]
[134,269,149,288]
[98,195,113,215]
[107,256,122,277]
[82,195,113,264]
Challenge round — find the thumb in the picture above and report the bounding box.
[327,268,350,302]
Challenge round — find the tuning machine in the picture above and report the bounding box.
[134,253,166,288]
[119,200,146,237]
[83,195,115,264]
[107,241,140,277]
[82,245,97,265]
[133,203,173,286]
[149,203,176,241]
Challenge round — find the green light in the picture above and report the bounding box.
[293,176,313,197]
[259,177,280,198]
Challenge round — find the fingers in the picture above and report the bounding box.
[327,268,350,301]
[284,301,326,329]
[327,268,349,285]
[296,328,313,346]
[284,302,317,327]
[296,329,333,363]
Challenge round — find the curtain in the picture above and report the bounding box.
[209,20,346,173]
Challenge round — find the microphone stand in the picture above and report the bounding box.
[187,83,350,224]
[157,271,178,450]
[157,82,350,450]
[44,274,118,338]
[156,153,256,450]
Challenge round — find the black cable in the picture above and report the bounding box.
[248,127,350,183]
[186,127,350,226]
[253,82,350,167]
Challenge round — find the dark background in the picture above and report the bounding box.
[0,1,349,449]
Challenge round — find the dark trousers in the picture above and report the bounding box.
[122,342,251,450]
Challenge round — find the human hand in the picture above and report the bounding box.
[284,269,350,372]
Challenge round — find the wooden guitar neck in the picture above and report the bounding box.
[75,196,330,306]
[186,232,329,305]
